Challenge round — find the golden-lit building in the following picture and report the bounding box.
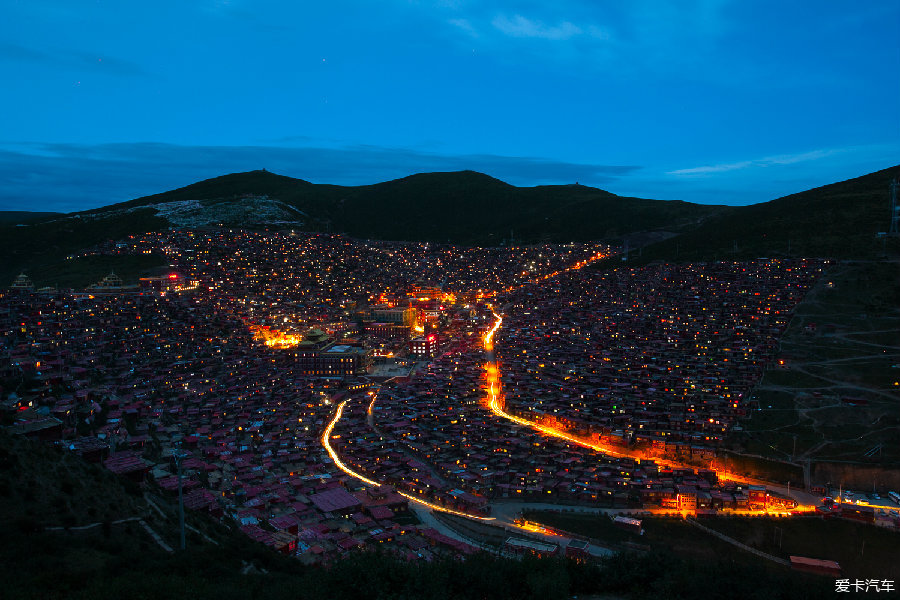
[363,322,411,340]
[408,284,443,299]
[409,334,439,358]
[293,329,372,377]
[372,306,417,327]
[139,273,199,295]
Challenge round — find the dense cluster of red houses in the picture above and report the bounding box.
[4,227,892,564]
[496,259,825,453]
[331,288,806,515]
[0,231,605,561]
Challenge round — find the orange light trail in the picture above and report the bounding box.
[481,309,790,488]
[483,310,634,460]
[475,251,612,299]
[483,309,502,351]
[322,399,495,521]
[500,251,612,294]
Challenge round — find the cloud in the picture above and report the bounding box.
[491,14,583,40]
[645,142,899,205]
[421,2,742,79]
[0,142,641,212]
[0,41,147,77]
[668,149,842,176]
[448,18,478,37]
[2,141,895,211]
[0,41,52,63]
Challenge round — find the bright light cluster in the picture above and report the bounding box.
[250,324,301,348]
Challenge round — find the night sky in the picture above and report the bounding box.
[2,1,898,212]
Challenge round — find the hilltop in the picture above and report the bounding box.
[0,169,724,286]
[629,165,900,264]
[2,165,898,287]
[79,168,724,244]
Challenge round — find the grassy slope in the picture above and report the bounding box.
[100,169,724,245]
[0,432,147,529]
[732,260,900,466]
[0,211,63,224]
[0,208,169,287]
[527,509,897,582]
[335,172,724,244]
[6,165,898,286]
[633,165,900,263]
[25,254,170,289]
[0,431,833,600]
[703,516,900,580]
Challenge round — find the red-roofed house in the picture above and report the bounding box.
[310,487,362,517]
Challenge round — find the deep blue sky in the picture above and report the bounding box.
[1,0,898,212]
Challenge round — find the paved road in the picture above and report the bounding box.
[409,505,496,552]
[483,307,831,513]
[487,501,615,556]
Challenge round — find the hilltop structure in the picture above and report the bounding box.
[87,271,140,294]
[10,272,34,292]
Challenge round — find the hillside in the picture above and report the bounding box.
[1,169,725,286]
[0,431,830,599]
[3,164,899,288]
[0,208,170,288]
[0,211,63,225]
[95,169,724,244]
[630,165,900,263]
[330,171,723,243]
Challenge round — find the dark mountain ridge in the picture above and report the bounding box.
[84,168,725,244]
[631,164,900,263]
[2,165,898,286]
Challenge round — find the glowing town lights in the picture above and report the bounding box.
[322,400,495,521]
[482,311,503,351]
[249,324,301,348]
[480,307,771,485]
[322,401,378,487]
[512,520,563,537]
[482,310,631,457]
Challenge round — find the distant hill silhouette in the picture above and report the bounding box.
[2,165,898,285]
[0,208,169,287]
[630,164,900,263]
[0,211,63,224]
[86,168,724,244]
